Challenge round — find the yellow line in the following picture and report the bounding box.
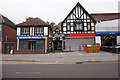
[1,61,76,64]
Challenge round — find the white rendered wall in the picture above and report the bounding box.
[17,27,21,36]
[96,19,119,32]
[44,27,48,36]
[117,36,120,44]
[33,27,34,36]
[95,36,101,45]
[30,27,32,36]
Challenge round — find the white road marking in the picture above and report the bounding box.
[61,53,63,56]
[76,52,83,55]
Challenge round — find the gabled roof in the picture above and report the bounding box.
[16,17,50,27]
[53,22,62,31]
[63,2,96,23]
[0,14,15,29]
[91,13,120,22]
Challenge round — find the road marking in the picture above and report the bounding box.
[55,61,59,64]
[8,59,12,61]
[61,53,63,56]
[92,59,95,62]
[76,52,83,55]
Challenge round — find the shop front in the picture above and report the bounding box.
[95,31,120,53]
[17,36,47,54]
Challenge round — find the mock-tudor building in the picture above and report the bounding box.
[51,2,96,51]
[15,17,52,54]
[0,14,16,54]
[52,22,63,50]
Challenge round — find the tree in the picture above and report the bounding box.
[47,21,56,29]
[26,17,34,21]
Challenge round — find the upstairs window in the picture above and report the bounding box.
[75,23,83,31]
[67,23,70,31]
[87,23,91,31]
[35,27,43,36]
[21,27,30,35]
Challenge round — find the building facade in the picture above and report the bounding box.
[52,22,64,50]
[16,18,52,54]
[51,2,96,51]
[0,14,16,54]
[91,13,120,46]
[95,19,120,46]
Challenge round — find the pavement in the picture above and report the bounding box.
[1,51,119,64]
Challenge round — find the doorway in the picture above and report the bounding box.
[4,43,14,54]
[54,40,62,50]
[28,40,36,50]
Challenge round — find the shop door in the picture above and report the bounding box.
[28,41,36,50]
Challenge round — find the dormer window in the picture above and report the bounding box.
[75,22,84,31]
[35,27,43,36]
[21,27,30,35]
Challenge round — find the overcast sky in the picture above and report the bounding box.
[0,0,119,25]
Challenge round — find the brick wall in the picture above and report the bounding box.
[1,24,16,53]
[14,50,45,54]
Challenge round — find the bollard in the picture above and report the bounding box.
[83,44,85,51]
[79,45,81,51]
[69,45,71,52]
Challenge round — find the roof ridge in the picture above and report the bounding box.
[16,17,50,26]
[36,17,49,25]
[0,14,5,23]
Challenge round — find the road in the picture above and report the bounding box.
[2,62,118,78]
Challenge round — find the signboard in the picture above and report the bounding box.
[18,36,43,39]
[95,31,120,36]
[70,33,95,37]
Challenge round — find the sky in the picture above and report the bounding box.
[0,0,120,25]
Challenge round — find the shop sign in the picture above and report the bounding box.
[18,36,43,39]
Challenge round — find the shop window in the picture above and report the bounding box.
[19,40,27,50]
[21,27,30,35]
[35,27,43,36]
[101,36,116,46]
[37,40,45,50]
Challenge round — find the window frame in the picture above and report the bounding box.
[87,23,91,31]
[67,23,71,31]
[21,27,30,35]
[74,22,84,31]
[34,27,44,36]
